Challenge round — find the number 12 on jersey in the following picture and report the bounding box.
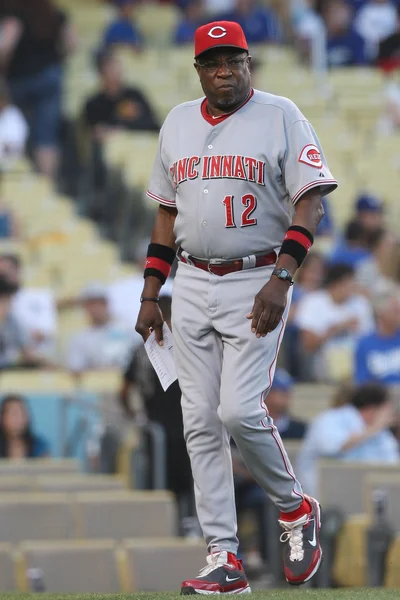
[222,194,258,228]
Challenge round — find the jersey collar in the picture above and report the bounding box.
[201,88,254,126]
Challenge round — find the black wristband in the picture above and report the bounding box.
[147,243,176,264]
[140,297,159,303]
[279,239,308,267]
[279,225,314,267]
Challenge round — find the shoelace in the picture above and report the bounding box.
[198,552,231,577]
[279,526,305,562]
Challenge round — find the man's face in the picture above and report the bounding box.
[83,298,109,325]
[0,258,20,286]
[333,275,354,303]
[324,0,351,35]
[195,48,251,110]
[119,1,135,19]
[358,210,384,232]
[236,0,254,13]
[101,56,123,88]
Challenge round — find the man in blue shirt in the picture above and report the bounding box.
[175,0,206,45]
[267,369,307,440]
[103,0,142,49]
[323,0,368,66]
[297,383,399,496]
[223,0,282,44]
[329,220,370,267]
[355,284,400,384]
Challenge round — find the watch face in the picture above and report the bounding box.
[280,269,289,278]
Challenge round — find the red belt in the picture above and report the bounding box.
[177,248,276,276]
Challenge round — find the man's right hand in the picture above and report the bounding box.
[135,301,165,345]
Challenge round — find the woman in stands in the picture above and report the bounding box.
[0,0,77,179]
[0,394,49,458]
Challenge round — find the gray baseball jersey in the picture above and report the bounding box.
[146,88,338,556]
[147,88,337,259]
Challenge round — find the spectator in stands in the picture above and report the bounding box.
[0,274,43,369]
[378,78,400,134]
[322,0,368,66]
[330,220,370,267]
[174,0,205,45]
[297,383,399,496]
[223,0,282,44]
[102,0,142,50]
[267,369,307,439]
[108,239,173,336]
[295,263,374,381]
[285,252,326,379]
[204,0,236,15]
[354,0,398,59]
[0,394,49,458]
[355,283,400,384]
[231,367,306,568]
[0,77,27,175]
[353,193,385,234]
[356,228,397,292]
[84,49,159,139]
[0,254,57,361]
[66,283,134,374]
[121,296,196,534]
[316,197,335,238]
[377,6,400,70]
[0,0,77,179]
[291,0,327,70]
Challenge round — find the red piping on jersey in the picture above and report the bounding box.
[259,315,304,502]
[146,190,176,207]
[292,179,337,205]
[201,89,254,126]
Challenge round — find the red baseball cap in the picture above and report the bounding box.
[194,21,248,59]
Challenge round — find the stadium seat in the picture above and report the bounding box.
[0,476,34,493]
[37,474,127,494]
[79,370,123,395]
[364,473,400,530]
[318,462,400,516]
[385,535,400,588]
[73,491,177,539]
[135,3,180,47]
[290,384,333,421]
[17,540,121,593]
[0,458,80,476]
[0,544,16,591]
[123,538,205,592]
[332,514,370,587]
[0,493,75,543]
[0,371,75,394]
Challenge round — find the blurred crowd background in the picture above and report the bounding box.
[0,0,399,593]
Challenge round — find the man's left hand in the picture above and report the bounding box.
[246,277,290,337]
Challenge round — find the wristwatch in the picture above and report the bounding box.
[272,267,294,286]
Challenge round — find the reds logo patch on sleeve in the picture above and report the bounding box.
[298,144,323,169]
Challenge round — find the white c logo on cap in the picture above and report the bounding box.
[208,26,227,38]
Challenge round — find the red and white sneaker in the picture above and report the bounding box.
[279,496,322,585]
[181,551,251,595]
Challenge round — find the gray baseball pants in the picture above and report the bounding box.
[171,260,304,554]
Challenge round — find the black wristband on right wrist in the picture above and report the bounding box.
[140,297,159,304]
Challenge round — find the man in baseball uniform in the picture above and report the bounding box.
[136,21,338,595]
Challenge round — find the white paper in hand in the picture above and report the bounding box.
[144,323,177,391]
